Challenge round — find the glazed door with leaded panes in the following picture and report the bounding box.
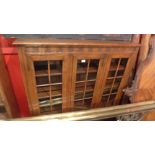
[28,54,71,115]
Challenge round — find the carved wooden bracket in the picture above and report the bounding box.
[117,112,144,121]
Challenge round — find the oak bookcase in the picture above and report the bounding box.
[13,35,141,116]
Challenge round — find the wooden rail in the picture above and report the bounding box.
[10,101,155,121]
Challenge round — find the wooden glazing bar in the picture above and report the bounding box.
[75,97,92,102]
[48,61,53,111]
[82,60,90,104]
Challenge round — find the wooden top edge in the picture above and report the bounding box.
[13,38,141,47]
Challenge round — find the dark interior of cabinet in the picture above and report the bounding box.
[33,57,128,114]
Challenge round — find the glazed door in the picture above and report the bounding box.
[71,51,108,110]
[92,48,138,108]
[21,52,71,115]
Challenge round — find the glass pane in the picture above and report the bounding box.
[50,75,62,83]
[110,58,119,68]
[50,60,62,75]
[86,81,95,91]
[37,86,50,99]
[84,99,92,107]
[89,60,99,72]
[108,70,116,77]
[40,106,51,114]
[52,104,62,113]
[39,97,50,104]
[34,61,48,77]
[75,82,85,93]
[85,91,93,98]
[101,96,108,105]
[76,73,86,81]
[36,76,49,85]
[115,78,122,84]
[103,89,111,95]
[51,84,62,97]
[52,95,62,113]
[75,93,83,100]
[105,79,113,88]
[117,70,125,76]
[88,72,97,80]
[77,59,88,73]
[120,58,128,67]
[52,96,62,106]
[75,100,83,106]
[109,94,116,102]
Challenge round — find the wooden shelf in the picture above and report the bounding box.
[35,69,62,77]
[37,85,62,99]
[38,91,62,99]
[37,82,62,87]
[104,83,120,91]
[40,102,62,107]
[35,64,125,78]
[77,67,97,74]
[35,65,124,78]
[75,79,96,84]
[102,92,117,97]
[110,65,125,71]
[39,98,62,107]
[75,85,94,93]
[74,97,92,102]
[37,85,62,91]
[107,76,123,80]
[38,91,49,99]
